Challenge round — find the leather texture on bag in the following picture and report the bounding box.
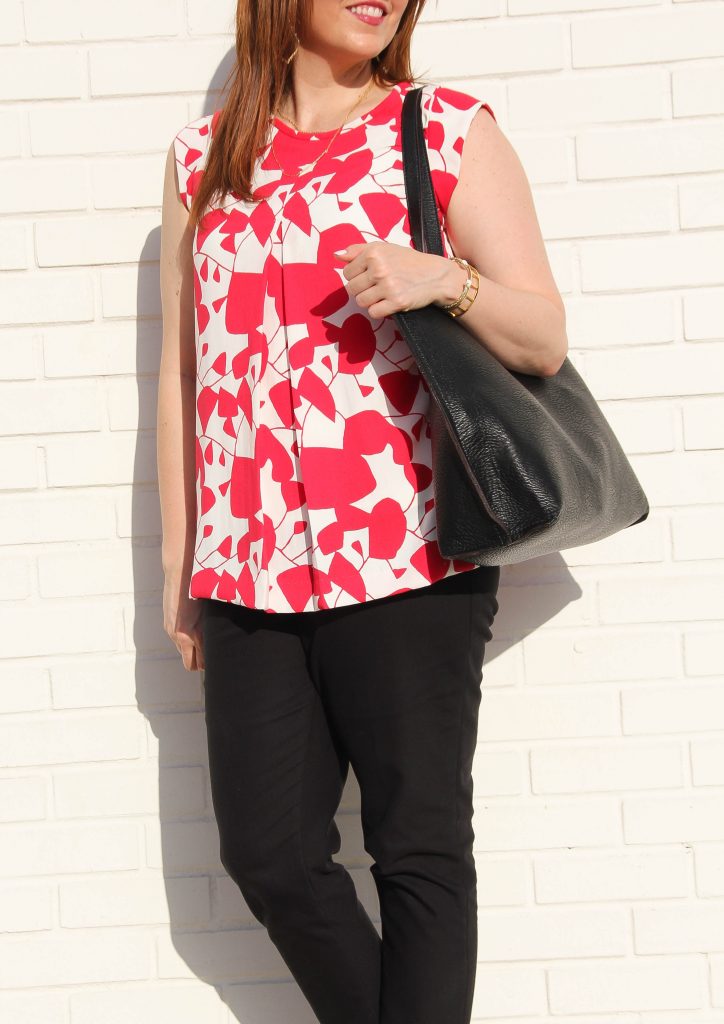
[394,86,650,566]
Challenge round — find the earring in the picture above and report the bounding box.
[285,31,300,64]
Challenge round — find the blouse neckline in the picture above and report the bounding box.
[271,80,409,139]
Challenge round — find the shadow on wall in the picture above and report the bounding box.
[135,77,583,1024]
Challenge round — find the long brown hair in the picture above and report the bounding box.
[186,0,430,229]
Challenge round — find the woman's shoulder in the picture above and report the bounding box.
[171,110,220,212]
[413,82,497,220]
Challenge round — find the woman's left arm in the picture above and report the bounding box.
[439,106,568,378]
[339,108,568,376]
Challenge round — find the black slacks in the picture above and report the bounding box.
[201,563,501,1024]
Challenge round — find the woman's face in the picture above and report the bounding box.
[304,0,409,67]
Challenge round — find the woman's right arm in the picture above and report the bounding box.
[158,141,204,671]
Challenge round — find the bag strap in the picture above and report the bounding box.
[401,85,446,259]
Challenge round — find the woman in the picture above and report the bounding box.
[158,1,567,1021]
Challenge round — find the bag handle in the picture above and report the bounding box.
[401,86,446,259]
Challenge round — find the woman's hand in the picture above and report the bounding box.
[163,571,205,672]
[335,241,466,318]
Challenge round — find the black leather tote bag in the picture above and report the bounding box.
[393,86,650,566]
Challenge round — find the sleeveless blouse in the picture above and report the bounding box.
[172,79,496,614]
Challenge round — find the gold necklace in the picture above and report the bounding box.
[269,77,377,178]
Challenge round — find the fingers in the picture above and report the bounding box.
[176,629,204,672]
[354,286,412,318]
[341,243,419,313]
[343,263,373,297]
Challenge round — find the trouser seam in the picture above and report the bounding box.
[459,589,475,1022]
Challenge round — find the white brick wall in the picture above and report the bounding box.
[1,0,723,1020]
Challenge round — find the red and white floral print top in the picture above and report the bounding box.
[172,79,496,614]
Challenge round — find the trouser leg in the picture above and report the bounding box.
[310,566,500,1024]
[201,597,382,1024]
